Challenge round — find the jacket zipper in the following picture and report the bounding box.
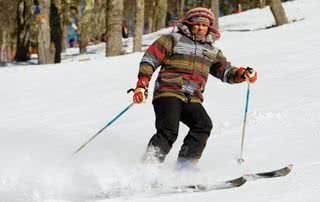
[192,35,197,71]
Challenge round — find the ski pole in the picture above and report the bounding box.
[238,82,250,164]
[73,102,135,155]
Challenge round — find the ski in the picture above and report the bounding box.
[96,164,293,198]
[172,164,293,193]
[95,176,246,199]
[243,164,293,181]
[172,176,247,193]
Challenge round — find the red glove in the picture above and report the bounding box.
[133,77,149,104]
[236,67,257,83]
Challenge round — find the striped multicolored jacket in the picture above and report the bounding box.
[138,25,243,103]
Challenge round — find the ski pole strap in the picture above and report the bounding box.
[127,88,135,94]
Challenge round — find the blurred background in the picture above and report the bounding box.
[0,0,292,65]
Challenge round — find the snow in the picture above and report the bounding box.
[1,0,320,201]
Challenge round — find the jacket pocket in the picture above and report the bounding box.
[156,74,184,91]
[202,49,217,60]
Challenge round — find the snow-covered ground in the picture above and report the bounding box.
[1,0,320,201]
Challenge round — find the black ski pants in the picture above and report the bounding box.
[147,97,213,162]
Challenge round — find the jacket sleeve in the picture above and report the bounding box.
[209,50,243,84]
[138,35,175,79]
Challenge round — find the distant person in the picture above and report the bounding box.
[68,38,75,48]
[67,7,79,48]
[132,7,257,170]
[66,19,78,48]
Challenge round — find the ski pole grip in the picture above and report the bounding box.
[127,88,148,99]
[127,88,135,94]
[246,66,254,74]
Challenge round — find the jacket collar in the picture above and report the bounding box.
[177,23,216,45]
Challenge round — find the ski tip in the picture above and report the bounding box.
[228,176,247,187]
[279,164,293,177]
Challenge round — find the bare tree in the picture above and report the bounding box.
[192,0,197,7]
[200,0,207,7]
[78,0,95,53]
[15,0,34,62]
[37,0,54,64]
[210,0,219,30]
[259,0,267,8]
[90,0,106,43]
[269,0,288,26]
[50,0,63,63]
[78,10,90,53]
[106,0,124,56]
[144,0,168,34]
[133,0,144,52]
[61,0,71,51]
[144,0,154,34]
[177,0,185,18]
[153,0,167,32]
[0,0,17,65]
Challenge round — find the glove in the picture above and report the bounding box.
[133,77,149,104]
[236,67,257,83]
[133,88,147,103]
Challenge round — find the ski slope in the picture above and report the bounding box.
[1,0,320,201]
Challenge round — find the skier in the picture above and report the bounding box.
[132,7,257,170]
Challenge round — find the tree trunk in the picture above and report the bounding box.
[0,31,8,66]
[50,0,63,63]
[210,0,219,30]
[201,0,207,7]
[61,0,71,51]
[92,0,106,43]
[78,0,94,53]
[78,13,89,53]
[144,0,154,34]
[15,0,32,62]
[106,0,123,56]
[133,0,144,52]
[0,0,17,64]
[259,0,266,8]
[177,0,185,18]
[153,0,167,32]
[269,0,289,26]
[37,0,54,64]
[78,0,85,53]
[192,0,197,7]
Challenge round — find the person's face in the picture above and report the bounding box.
[191,23,209,38]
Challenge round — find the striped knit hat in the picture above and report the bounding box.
[180,7,220,40]
[183,7,214,25]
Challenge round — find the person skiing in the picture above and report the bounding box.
[132,7,257,170]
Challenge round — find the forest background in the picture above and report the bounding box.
[0,0,290,65]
